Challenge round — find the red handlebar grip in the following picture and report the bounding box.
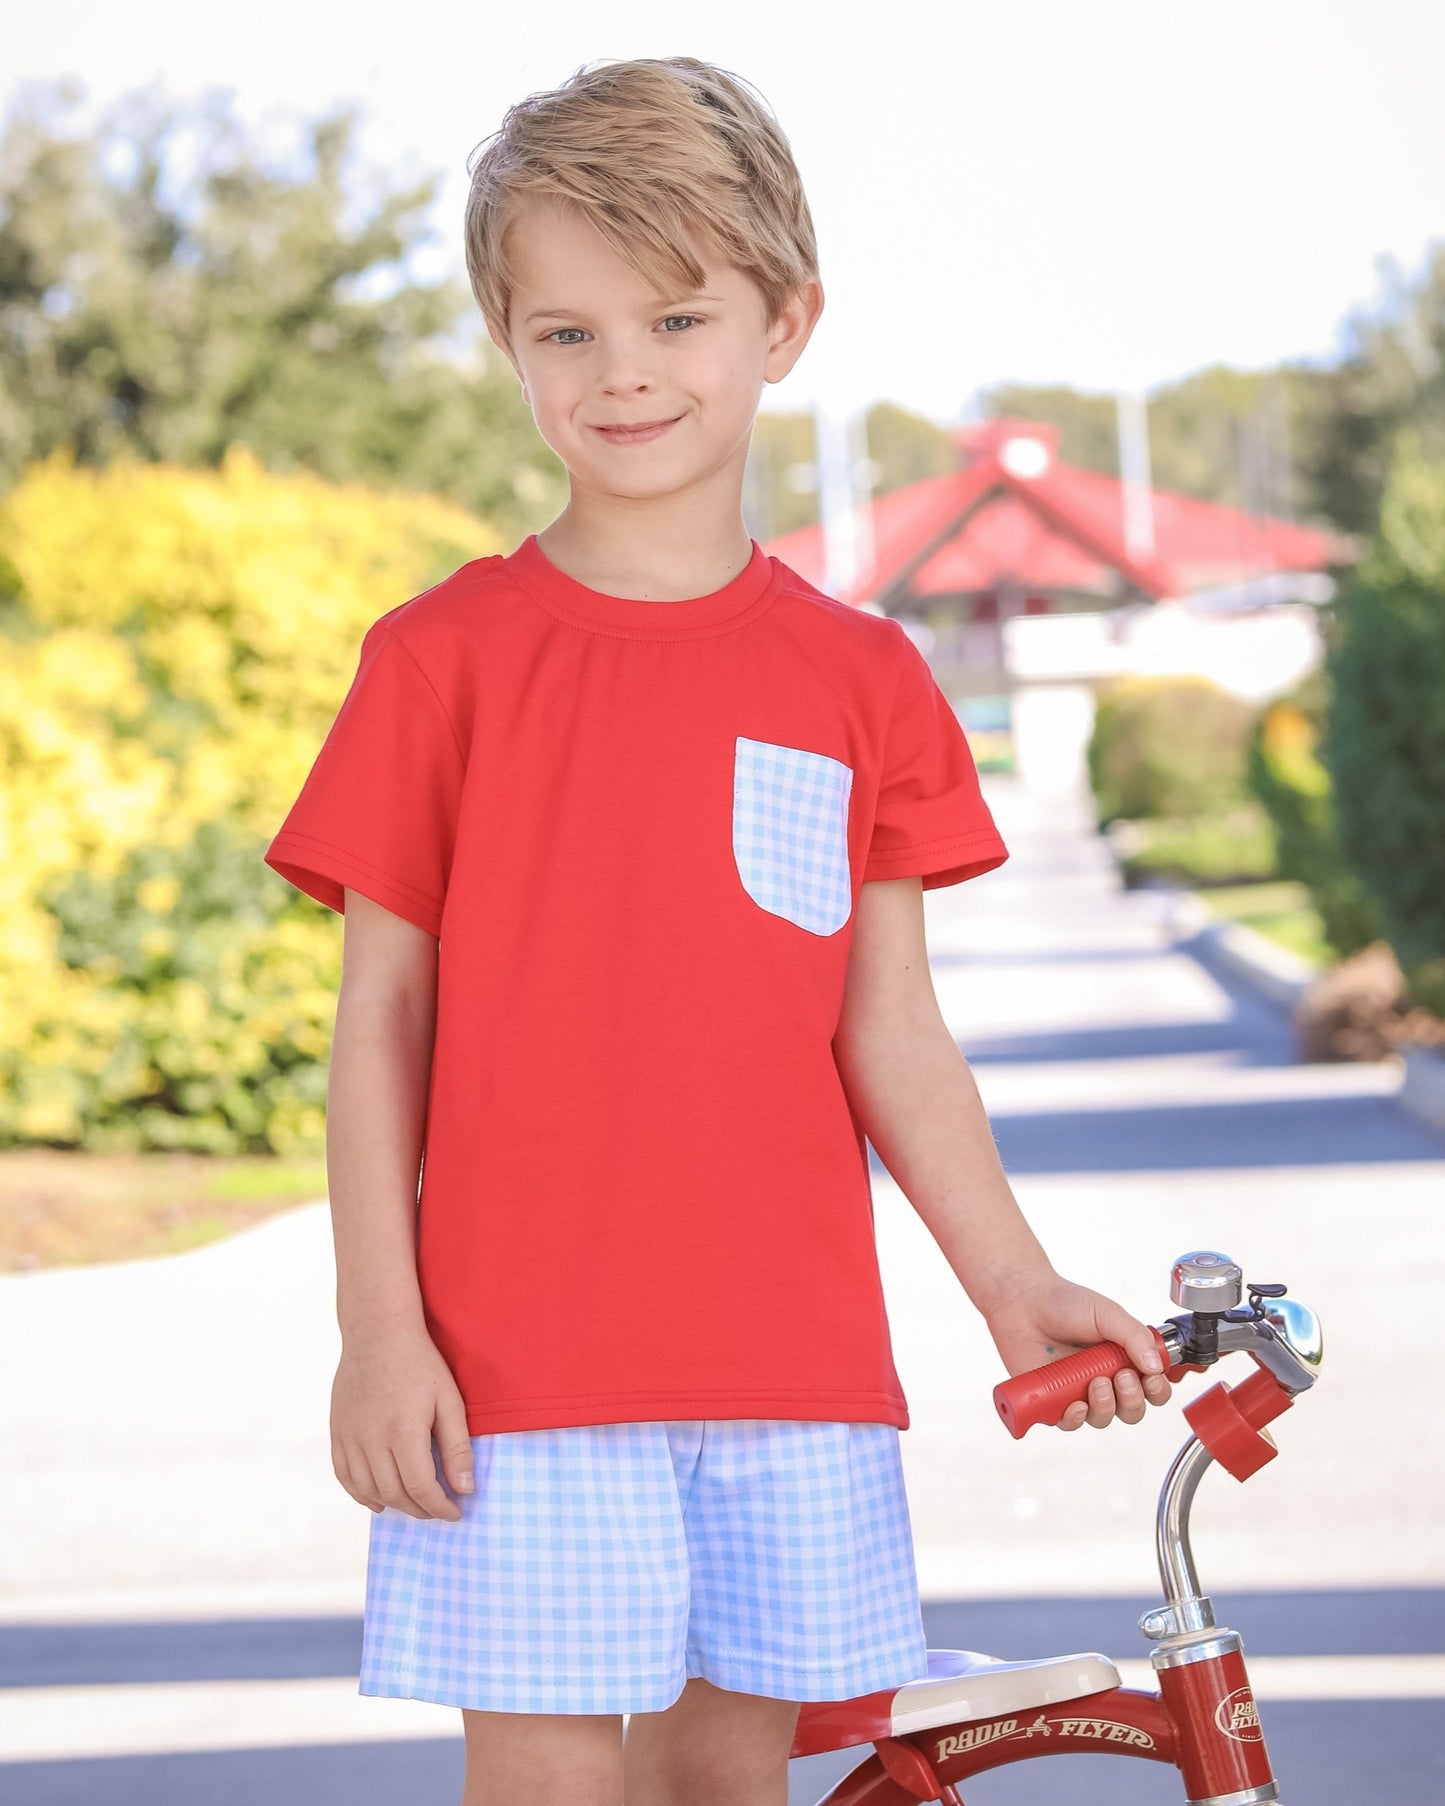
[994,1327,1172,1438]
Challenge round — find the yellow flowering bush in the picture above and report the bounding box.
[0,444,497,1150]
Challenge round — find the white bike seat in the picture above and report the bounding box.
[889,1647,1122,1735]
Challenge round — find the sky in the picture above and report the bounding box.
[6,0,1443,427]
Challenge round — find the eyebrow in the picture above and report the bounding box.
[523,294,728,325]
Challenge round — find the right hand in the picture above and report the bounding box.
[330,1323,476,1521]
[984,1270,1172,1431]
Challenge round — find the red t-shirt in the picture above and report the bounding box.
[264,533,1009,1434]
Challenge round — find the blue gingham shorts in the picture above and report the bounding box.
[358,1418,930,1714]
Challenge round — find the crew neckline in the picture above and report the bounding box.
[504,532,780,639]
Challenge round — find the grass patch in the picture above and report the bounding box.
[1114,805,1278,888]
[1195,880,1334,968]
[0,1152,327,1274]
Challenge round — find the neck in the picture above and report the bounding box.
[536,453,755,601]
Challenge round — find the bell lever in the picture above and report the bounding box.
[1247,1282,1288,1318]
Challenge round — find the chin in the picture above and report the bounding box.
[595,469,699,500]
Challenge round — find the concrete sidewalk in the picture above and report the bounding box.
[883,774,1445,1598]
[4,774,1443,1629]
[5,773,1444,1802]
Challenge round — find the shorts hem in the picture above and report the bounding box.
[686,1644,931,1700]
[359,1671,686,1714]
[358,1641,931,1713]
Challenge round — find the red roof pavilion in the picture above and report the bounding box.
[763,418,1353,620]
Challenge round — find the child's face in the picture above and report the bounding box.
[499,199,820,506]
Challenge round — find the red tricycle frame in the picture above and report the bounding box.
[788,1252,1321,1806]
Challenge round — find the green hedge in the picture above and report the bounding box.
[1114,806,1277,889]
[1324,434,1445,1015]
[31,819,334,1153]
[1087,675,1258,825]
[1245,667,1382,960]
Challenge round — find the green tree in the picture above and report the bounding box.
[0,77,565,541]
[748,401,957,542]
[863,400,956,495]
[978,382,1119,476]
[982,242,1445,540]
[0,81,968,553]
[984,365,1339,526]
[746,410,817,540]
[1300,242,1445,537]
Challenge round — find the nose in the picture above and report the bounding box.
[596,333,658,397]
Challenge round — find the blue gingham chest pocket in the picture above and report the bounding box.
[732,736,854,936]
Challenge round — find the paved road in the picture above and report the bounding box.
[3,773,1442,1803]
[4,1593,1441,1803]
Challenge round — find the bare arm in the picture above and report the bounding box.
[328,891,436,1340]
[325,890,474,1515]
[832,876,1170,1430]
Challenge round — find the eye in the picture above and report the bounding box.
[543,315,702,345]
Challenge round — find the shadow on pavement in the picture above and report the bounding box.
[4,1592,1439,1805]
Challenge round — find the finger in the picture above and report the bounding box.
[395,1433,465,1522]
[1097,1304,1165,1380]
[1058,1398,1088,1432]
[333,1439,385,1513]
[433,1398,477,1501]
[1143,1372,1174,1407]
[1085,1375,1116,1430]
[370,1445,431,1520]
[1112,1369,1147,1426]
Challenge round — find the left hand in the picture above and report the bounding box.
[985,1270,1175,1431]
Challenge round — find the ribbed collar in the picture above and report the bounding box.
[505,532,781,640]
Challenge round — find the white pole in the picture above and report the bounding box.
[816,397,860,599]
[1116,389,1156,565]
[847,405,876,588]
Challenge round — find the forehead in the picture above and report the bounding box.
[504,198,735,303]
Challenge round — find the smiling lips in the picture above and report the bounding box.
[592,416,682,445]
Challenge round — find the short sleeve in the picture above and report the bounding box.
[862,623,1010,889]
[263,624,465,937]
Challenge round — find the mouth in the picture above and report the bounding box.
[591,415,683,445]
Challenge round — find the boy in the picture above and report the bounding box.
[263,54,1171,1806]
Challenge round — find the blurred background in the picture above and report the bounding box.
[2,3,1442,1802]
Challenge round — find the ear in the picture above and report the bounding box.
[763,279,825,385]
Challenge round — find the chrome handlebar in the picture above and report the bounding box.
[1143,1251,1323,1651]
[1157,1248,1323,1394]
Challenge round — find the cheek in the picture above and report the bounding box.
[701,334,767,402]
[522,367,578,435]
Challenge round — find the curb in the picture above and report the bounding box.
[1161,887,1319,1014]
[1153,877,1445,1146]
[1399,1045,1445,1137]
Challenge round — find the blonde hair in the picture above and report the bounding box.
[464,56,819,355]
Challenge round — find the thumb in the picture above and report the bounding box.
[1098,1299,1164,1376]
[434,1391,476,1496]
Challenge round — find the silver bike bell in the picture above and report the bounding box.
[1259,1295,1324,1369]
[1171,1250,1244,1314]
